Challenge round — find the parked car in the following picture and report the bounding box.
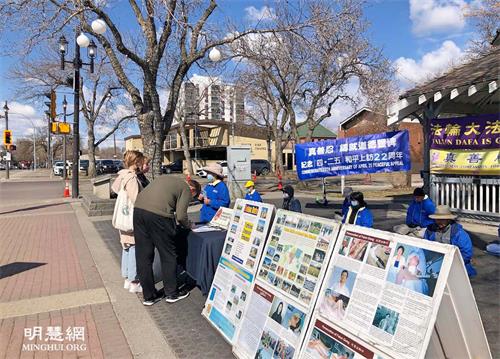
[113,160,124,171]
[96,159,118,175]
[0,163,6,170]
[251,159,271,176]
[161,159,183,174]
[53,161,71,176]
[196,161,228,178]
[79,160,89,175]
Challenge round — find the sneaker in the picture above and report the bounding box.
[165,290,190,303]
[142,295,163,306]
[124,279,131,290]
[129,282,143,293]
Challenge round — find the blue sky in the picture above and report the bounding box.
[0,0,482,147]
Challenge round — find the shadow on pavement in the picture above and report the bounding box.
[0,262,46,279]
[0,202,66,215]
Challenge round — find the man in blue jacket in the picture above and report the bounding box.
[393,187,435,238]
[342,191,373,228]
[199,163,231,223]
[424,205,476,277]
[244,180,262,202]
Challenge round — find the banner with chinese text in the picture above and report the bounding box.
[430,114,500,174]
[295,131,411,180]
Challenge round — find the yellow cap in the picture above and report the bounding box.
[245,180,255,188]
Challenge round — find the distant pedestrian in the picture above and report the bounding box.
[244,180,262,202]
[282,185,302,213]
[137,156,151,188]
[133,176,201,305]
[342,191,373,228]
[424,205,476,277]
[393,187,435,237]
[199,163,231,223]
[111,150,145,294]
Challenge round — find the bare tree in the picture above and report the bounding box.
[0,0,300,177]
[465,0,500,54]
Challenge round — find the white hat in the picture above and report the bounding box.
[203,163,224,178]
[429,205,457,220]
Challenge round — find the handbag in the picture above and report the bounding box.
[112,177,135,232]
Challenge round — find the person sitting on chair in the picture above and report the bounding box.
[393,187,435,237]
[342,192,373,228]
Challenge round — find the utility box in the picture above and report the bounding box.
[226,146,251,200]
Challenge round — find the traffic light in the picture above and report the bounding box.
[3,130,12,145]
[44,90,56,120]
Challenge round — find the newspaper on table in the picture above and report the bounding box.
[233,210,341,359]
[209,206,234,230]
[305,225,456,359]
[203,200,275,344]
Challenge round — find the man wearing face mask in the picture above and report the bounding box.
[342,191,373,228]
[424,205,476,277]
[393,187,435,237]
[244,180,262,202]
[282,185,302,213]
[133,176,202,305]
[199,163,231,223]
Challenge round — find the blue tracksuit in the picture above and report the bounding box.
[424,223,476,277]
[200,181,231,223]
[245,190,262,203]
[342,207,373,228]
[406,196,436,228]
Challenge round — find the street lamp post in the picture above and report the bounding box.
[59,20,105,198]
[62,96,68,179]
[3,101,9,180]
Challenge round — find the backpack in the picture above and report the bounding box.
[112,176,136,232]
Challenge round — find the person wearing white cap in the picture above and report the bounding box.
[199,163,230,223]
[424,205,476,277]
[244,180,262,202]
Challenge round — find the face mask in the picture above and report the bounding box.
[247,188,253,193]
[351,200,359,207]
[207,174,215,182]
[408,265,417,275]
[283,193,289,199]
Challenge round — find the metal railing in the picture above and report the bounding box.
[430,174,500,219]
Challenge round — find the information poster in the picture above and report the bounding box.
[234,211,341,359]
[310,225,454,359]
[226,200,275,273]
[210,206,234,230]
[257,210,340,307]
[203,200,275,344]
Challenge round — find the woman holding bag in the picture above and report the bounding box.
[112,150,145,293]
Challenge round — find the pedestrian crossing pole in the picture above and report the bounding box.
[3,101,9,180]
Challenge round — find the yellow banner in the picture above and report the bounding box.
[430,149,500,175]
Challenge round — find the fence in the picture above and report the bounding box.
[430,174,500,220]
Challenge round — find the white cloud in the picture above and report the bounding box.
[2,102,46,138]
[394,40,465,87]
[410,0,467,36]
[244,6,276,22]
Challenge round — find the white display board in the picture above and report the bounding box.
[209,207,234,230]
[203,200,276,344]
[300,224,491,359]
[233,210,342,359]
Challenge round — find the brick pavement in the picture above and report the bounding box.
[0,194,132,358]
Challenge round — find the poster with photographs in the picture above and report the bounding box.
[225,199,275,273]
[233,284,310,359]
[209,207,234,230]
[257,210,341,307]
[313,225,455,359]
[203,257,254,343]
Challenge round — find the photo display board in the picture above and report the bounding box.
[233,210,341,359]
[303,225,455,359]
[203,200,276,344]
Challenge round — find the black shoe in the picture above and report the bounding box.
[142,292,165,306]
[165,289,190,303]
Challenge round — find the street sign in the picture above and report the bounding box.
[51,122,59,134]
[3,130,12,145]
[59,122,71,134]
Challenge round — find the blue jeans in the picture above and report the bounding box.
[121,246,137,281]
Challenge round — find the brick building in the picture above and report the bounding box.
[338,107,424,173]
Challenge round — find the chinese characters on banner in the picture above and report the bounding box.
[429,114,500,174]
[295,131,411,180]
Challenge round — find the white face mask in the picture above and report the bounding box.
[207,174,215,182]
[408,265,417,275]
[351,200,359,207]
[283,193,289,199]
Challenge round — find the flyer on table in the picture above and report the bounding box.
[314,225,454,359]
[225,200,275,273]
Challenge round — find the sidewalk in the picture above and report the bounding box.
[0,181,171,358]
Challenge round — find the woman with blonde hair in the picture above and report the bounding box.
[112,150,145,293]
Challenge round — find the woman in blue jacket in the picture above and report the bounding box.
[342,191,373,228]
[424,205,476,277]
[394,188,436,237]
[199,163,231,223]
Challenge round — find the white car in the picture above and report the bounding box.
[53,161,71,176]
[196,161,228,178]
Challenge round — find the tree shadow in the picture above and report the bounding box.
[0,262,46,279]
[0,202,66,216]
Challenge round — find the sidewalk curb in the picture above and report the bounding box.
[71,202,177,359]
